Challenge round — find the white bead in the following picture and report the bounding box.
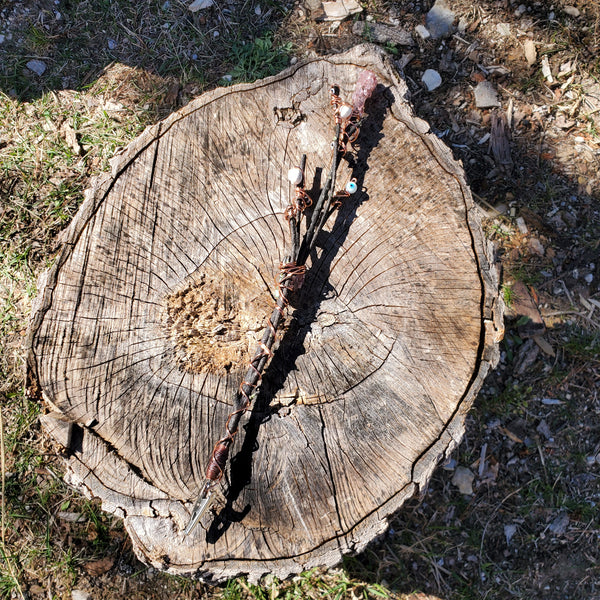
[338,104,353,119]
[287,167,303,186]
[345,180,358,194]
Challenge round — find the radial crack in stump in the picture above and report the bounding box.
[27,44,504,583]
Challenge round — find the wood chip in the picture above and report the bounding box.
[61,122,82,156]
[541,55,553,83]
[322,0,362,21]
[523,40,536,67]
[500,427,523,444]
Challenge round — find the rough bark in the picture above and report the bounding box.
[27,44,504,583]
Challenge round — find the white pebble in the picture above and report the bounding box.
[584,273,594,284]
[188,0,214,10]
[287,167,303,186]
[421,68,442,91]
[496,22,511,36]
[415,24,431,40]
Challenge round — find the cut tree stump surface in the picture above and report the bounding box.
[27,45,504,583]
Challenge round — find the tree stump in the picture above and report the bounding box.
[27,45,504,582]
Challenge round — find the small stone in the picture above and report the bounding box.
[451,466,475,495]
[515,4,527,16]
[496,22,511,36]
[529,237,545,256]
[107,38,117,50]
[426,0,456,39]
[188,0,214,10]
[415,24,431,39]
[548,512,569,535]
[563,5,580,17]
[523,39,536,66]
[474,81,500,108]
[26,59,47,76]
[72,591,91,600]
[515,216,528,234]
[421,69,442,91]
[536,419,553,441]
[504,523,517,545]
[584,273,594,284]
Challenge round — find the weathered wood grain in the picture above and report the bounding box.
[27,44,503,582]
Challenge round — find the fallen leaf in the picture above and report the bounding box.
[533,335,555,357]
[83,556,114,576]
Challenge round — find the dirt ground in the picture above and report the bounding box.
[1,0,599,599]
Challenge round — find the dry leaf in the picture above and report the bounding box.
[533,335,555,357]
[83,556,114,576]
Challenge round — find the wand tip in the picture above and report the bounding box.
[183,483,216,536]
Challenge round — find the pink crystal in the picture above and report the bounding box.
[351,70,378,116]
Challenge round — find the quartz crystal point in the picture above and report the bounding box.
[351,70,378,116]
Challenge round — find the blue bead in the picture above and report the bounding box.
[345,180,358,194]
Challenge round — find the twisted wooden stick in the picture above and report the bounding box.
[185,76,376,534]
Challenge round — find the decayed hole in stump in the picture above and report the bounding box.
[164,265,273,375]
